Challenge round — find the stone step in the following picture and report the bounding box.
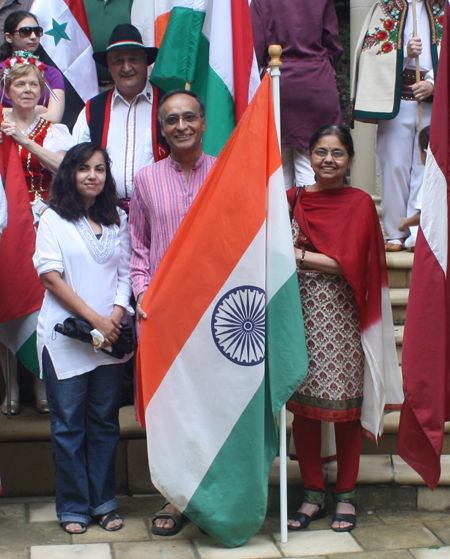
[394,324,404,364]
[390,288,409,324]
[386,251,414,289]
[269,453,450,488]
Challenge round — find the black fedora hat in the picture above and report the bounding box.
[93,24,158,68]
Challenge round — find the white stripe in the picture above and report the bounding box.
[131,0,176,47]
[145,224,266,509]
[266,166,297,303]
[173,0,207,10]
[421,149,448,276]
[248,52,260,103]
[0,312,39,354]
[203,0,234,98]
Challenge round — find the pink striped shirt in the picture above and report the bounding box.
[129,153,216,297]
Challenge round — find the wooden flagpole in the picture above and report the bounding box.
[412,0,423,131]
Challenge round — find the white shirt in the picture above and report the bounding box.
[72,81,156,199]
[40,121,74,153]
[33,208,134,379]
[403,0,433,77]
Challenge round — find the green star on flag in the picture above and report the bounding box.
[45,19,70,46]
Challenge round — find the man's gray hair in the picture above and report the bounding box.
[157,89,206,123]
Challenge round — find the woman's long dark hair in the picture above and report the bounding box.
[0,11,38,61]
[49,143,120,226]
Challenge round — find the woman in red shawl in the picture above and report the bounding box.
[287,125,402,533]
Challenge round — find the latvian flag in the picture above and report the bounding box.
[397,0,450,489]
[136,74,308,547]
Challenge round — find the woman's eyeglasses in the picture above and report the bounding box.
[312,148,348,160]
[14,26,44,38]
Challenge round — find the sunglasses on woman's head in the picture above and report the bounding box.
[14,26,44,38]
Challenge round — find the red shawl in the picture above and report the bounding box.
[288,185,386,331]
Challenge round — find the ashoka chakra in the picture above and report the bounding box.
[211,286,265,366]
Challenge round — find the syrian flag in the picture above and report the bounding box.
[136,74,308,547]
[31,0,98,128]
[0,136,43,376]
[146,0,260,156]
[397,0,450,489]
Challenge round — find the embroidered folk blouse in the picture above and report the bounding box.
[33,207,134,380]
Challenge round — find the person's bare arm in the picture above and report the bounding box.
[294,248,343,275]
[0,119,65,173]
[35,89,65,123]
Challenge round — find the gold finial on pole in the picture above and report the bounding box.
[184,82,192,91]
[268,44,282,67]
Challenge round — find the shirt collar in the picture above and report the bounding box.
[112,80,153,107]
[168,152,206,171]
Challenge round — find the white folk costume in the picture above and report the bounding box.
[352,0,445,246]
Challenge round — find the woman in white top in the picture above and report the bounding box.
[33,142,133,534]
[0,54,73,416]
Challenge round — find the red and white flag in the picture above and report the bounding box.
[397,0,450,489]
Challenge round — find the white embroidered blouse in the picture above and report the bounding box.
[33,207,134,379]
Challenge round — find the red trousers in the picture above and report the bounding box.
[292,415,362,497]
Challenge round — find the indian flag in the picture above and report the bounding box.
[146,0,260,156]
[0,137,43,377]
[137,74,308,547]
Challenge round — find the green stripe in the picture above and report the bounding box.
[16,331,40,377]
[151,8,206,85]
[266,272,308,414]
[193,36,235,156]
[185,272,308,547]
[184,375,276,547]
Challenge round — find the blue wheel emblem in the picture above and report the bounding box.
[211,286,265,366]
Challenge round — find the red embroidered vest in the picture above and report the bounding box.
[18,118,53,204]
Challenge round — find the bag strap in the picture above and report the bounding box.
[290,186,301,221]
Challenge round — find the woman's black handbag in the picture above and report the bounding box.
[54,317,134,359]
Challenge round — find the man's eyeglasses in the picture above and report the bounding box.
[312,148,347,160]
[163,112,200,126]
[14,26,44,38]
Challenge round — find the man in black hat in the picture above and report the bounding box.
[73,23,169,209]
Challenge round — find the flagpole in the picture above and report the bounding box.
[185,82,192,91]
[412,0,423,130]
[268,44,288,545]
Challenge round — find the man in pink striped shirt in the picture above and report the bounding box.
[129,90,215,309]
[128,89,215,535]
